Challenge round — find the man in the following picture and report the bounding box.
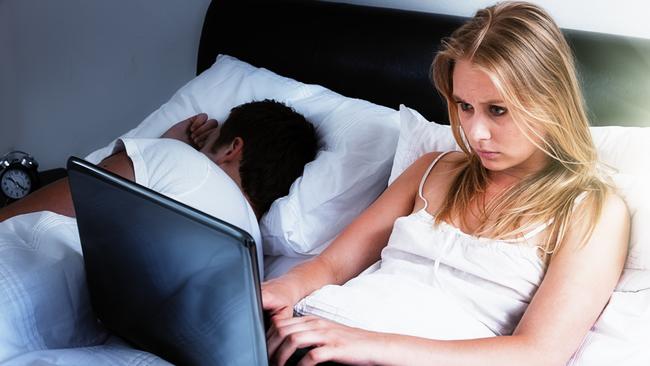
[0,99,319,272]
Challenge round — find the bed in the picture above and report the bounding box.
[1,0,649,365]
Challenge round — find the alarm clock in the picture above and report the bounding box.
[0,151,40,204]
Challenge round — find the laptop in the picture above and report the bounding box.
[67,156,268,366]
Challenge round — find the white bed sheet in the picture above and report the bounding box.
[2,211,649,365]
[0,212,166,365]
[2,336,169,366]
[0,211,108,363]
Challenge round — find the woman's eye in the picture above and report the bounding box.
[489,105,507,116]
[458,102,473,112]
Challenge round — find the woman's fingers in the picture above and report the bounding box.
[269,316,339,365]
[266,310,300,337]
[297,346,337,366]
[272,319,380,366]
[274,328,330,366]
[267,316,317,357]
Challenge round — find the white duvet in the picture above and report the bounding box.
[0,211,169,365]
[1,211,649,365]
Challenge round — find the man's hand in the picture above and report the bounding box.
[161,113,219,150]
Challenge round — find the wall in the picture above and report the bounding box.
[0,0,211,170]
[322,0,650,40]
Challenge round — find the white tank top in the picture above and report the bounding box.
[295,152,549,339]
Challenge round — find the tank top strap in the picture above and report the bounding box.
[521,220,552,240]
[521,191,590,240]
[418,151,455,210]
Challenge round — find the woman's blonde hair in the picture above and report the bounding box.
[431,1,610,257]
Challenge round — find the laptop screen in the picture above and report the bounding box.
[67,157,268,366]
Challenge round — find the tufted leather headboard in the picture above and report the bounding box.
[198,0,650,127]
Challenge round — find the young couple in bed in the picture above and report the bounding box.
[0,1,631,365]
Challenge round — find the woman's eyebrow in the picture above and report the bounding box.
[452,95,505,105]
[484,99,505,104]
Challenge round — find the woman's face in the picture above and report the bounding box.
[452,59,548,178]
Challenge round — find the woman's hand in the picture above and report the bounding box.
[268,315,384,366]
[161,113,219,149]
[262,278,299,322]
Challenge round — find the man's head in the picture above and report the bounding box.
[206,99,318,218]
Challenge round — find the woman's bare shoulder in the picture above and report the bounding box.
[561,189,630,255]
[392,151,466,197]
[603,190,629,215]
[412,150,465,170]
[400,151,462,184]
[422,150,466,179]
[407,151,466,212]
[573,189,629,227]
[591,190,630,240]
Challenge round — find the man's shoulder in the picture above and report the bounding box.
[150,138,202,156]
[131,138,208,168]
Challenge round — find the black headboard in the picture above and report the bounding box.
[198,0,650,127]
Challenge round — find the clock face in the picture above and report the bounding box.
[1,169,32,199]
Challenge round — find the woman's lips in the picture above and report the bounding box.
[477,149,500,159]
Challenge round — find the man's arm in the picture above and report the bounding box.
[0,113,215,223]
[0,151,135,222]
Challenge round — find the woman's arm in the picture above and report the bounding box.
[262,153,442,321]
[0,151,135,222]
[271,192,630,366]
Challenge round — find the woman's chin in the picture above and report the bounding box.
[478,156,503,171]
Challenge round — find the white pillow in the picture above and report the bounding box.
[392,105,650,291]
[387,106,458,184]
[86,54,400,257]
[567,289,650,365]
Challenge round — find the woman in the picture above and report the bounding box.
[263,2,630,365]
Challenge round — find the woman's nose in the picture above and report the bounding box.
[467,114,492,142]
